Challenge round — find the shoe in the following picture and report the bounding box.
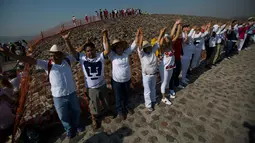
[147,107,154,112]
[169,90,176,96]
[77,126,85,133]
[161,98,172,105]
[66,131,75,139]
[184,78,190,82]
[127,108,135,115]
[170,94,176,99]
[177,85,184,89]
[182,80,189,85]
[107,110,117,119]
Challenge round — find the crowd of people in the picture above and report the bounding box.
[0,16,255,141]
[72,8,143,26]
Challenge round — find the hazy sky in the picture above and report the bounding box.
[0,0,254,36]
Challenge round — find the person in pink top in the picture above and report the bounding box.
[238,23,250,51]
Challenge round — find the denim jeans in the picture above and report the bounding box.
[53,92,80,132]
[225,41,233,57]
[111,79,131,115]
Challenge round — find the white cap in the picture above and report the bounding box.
[49,44,62,52]
[213,24,219,32]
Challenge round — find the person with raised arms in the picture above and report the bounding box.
[137,27,166,111]
[0,42,84,139]
[61,29,115,129]
[104,28,142,121]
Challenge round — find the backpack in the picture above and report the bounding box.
[47,58,71,82]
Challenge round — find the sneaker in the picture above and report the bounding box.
[147,107,154,112]
[177,85,184,89]
[169,90,175,96]
[161,98,172,105]
[77,127,85,133]
[66,131,75,139]
[170,94,176,99]
[184,78,190,82]
[182,80,189,85]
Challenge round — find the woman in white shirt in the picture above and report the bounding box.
[158,20,182,105]
[137,27,165,111]
[106,28,141,120]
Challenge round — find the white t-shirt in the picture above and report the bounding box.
[108,41,137,83]
[78,52,105,88]
[159,51,175,70]
[36,56,77,97]
[9,72,23,93]
[138,43,159,75]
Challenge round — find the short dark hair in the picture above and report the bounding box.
[83,42,95,51]
[182,24,190,30]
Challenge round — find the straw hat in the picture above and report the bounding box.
[142,41,152,49]
[49,44,63,52]
[111,39,128,49]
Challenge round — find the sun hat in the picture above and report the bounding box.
[111,39,128,49]
[213,24,219,32]
[49,44,63,52]
[142,41,152,49]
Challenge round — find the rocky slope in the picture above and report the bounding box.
[21,14,229,126]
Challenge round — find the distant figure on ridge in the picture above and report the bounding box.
[72,16,77,27]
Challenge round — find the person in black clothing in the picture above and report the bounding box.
[112,10,115,18]
[99,9,103,20]
[225,24,237,58]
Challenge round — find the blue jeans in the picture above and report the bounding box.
[225,41,233,57]
[111,79,131,115]
[53,92,80,132]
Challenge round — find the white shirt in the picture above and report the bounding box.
[78,52,105,88]
[138,43,159,75]
[182,29,195,46]
[108,41,137,82]
[209,37,217,47]
[193,31,209,50]
[72,17,76,21]
[36,56,76,97]
[9,72,23,93]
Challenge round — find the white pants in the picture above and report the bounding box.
[191,47,202,69]
[159,66,173,94]
[142,74,157,108]
[238,39,245,51]
[181,45,194,81]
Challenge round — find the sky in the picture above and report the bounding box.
[0,0,254,37]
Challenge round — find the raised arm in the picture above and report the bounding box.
[188,26,196,37]
[170,19,181,38]
[0,47,36,65]
[138,28,144,51]
[61,31,79,60]
[102,29,111,56]
[171,19,182,42]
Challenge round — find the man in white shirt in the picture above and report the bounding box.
[61,30,114,129]
[72,16,77,27]
[0,44,84,139]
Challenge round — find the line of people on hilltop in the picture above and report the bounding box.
[1,17,255,140]
[71,8,142,27]
[95,8,142,20]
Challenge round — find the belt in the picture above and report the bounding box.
[145,72,157,76]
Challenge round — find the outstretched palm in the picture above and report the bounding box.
[61,32,70,39]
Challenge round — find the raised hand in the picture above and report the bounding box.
[175,19,182,25]
[138,28,143,48]
[61,31,70,40]
[102,29,108,36]
[160,27,167,35]
[192,25,197,30]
